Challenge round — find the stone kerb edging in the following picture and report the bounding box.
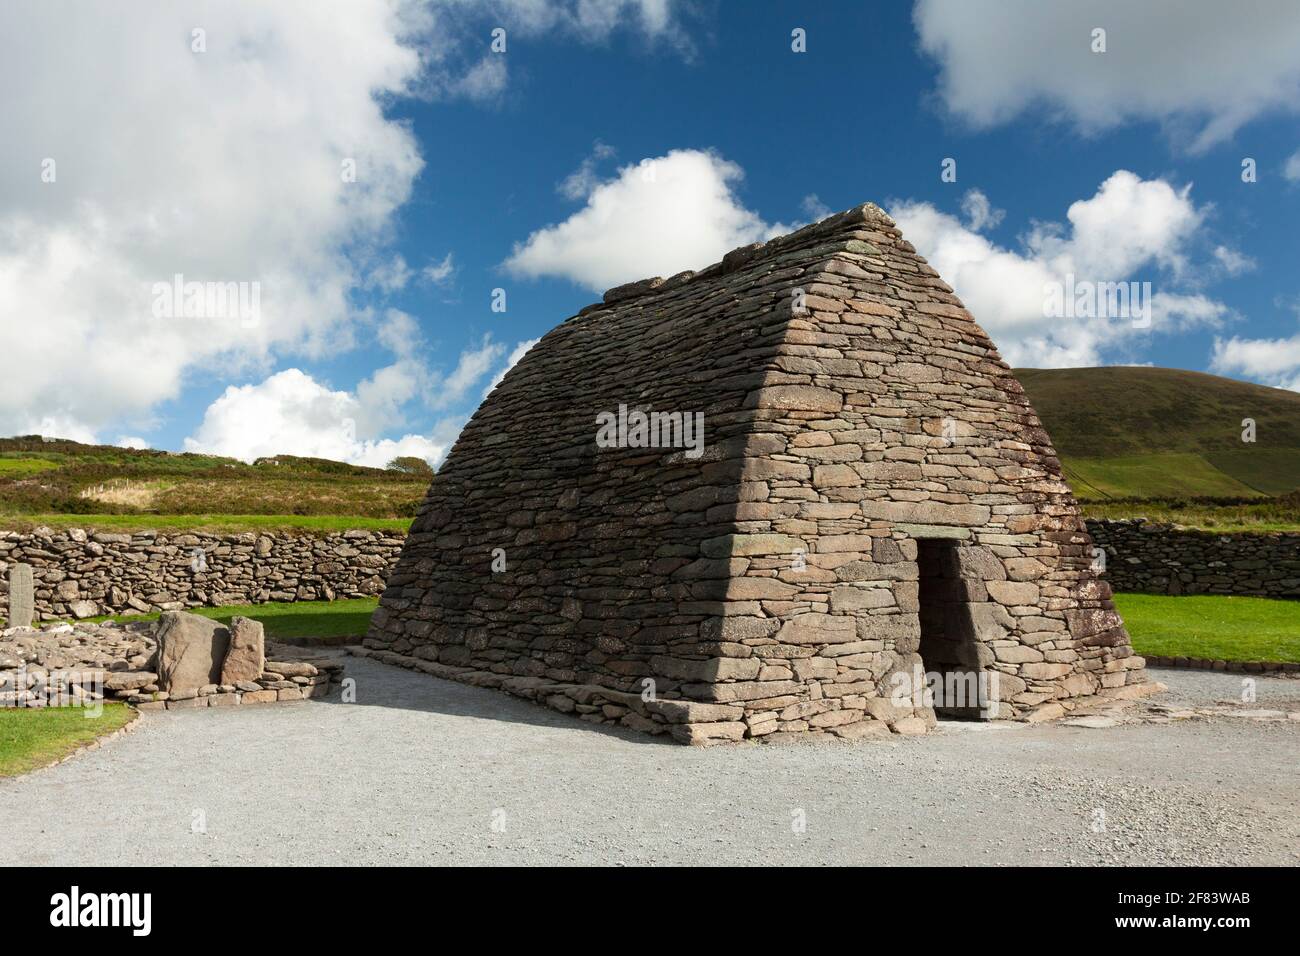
[1143,655,1300,677]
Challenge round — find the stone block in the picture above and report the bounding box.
[6,563,33,629]
[220,616,265,684]
[155,611,230,694]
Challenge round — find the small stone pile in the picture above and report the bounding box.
[0,611,343,710]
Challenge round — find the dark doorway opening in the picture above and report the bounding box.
[915,538,987,719]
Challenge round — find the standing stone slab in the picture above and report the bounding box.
[6,564,34,629]
[220,616,265,684]
[155,610,230,693]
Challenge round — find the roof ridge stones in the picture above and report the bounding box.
[580,202,928,315]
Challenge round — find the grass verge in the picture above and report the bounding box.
[87,597,380,643]
[0,703,134,778]
[1115,592,1300,663]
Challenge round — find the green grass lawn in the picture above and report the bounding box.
[1,513,411,534]
[0,457,62,479]
[0,703,134,777]
[1115,592,1300,662]
[1061,453,1262,500]
[87,597,380,643]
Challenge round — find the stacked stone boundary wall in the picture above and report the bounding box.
[0,529,404,622]
[1,519,1294,625]
[1087,519,1300,599]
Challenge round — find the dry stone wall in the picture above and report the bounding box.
[1087,519,1300,599]
[0,529,402,622]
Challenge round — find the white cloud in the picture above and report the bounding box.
[914,0,1300,151]
[1211,332,1300,391]
[421,252,457,286]
[1284,149,1300,182]
[1213,245,1255,276]
[0,0,427,442]
[890,170,1228,366]
[0,1,688,446]
[800,193,832,221]
[559,141,618,200]
[434,336,507,410]
[15,415,99,445]
[483,338,541,397]
[117,436,150,450]
[183,325,517,466]
[960,189,1004,232]
[183,369,448,467]
[504,148,787,291]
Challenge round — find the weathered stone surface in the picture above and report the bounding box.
[362,201,1149,743]
[0,529,399,621]
[776,614,858,645]
[220,616,265,684]
[1088,519,1300,599]
[155,611,230,693]
[985,581,1039,606]
[6,564,33,629]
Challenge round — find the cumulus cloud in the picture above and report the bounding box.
[800,194,832,220]
[1213,245,1255,277]
[1211,333,1300,391]
[890,171,1231,366]
[960,189,1005,232]
[0,0,689,448]
[421,253,457,286]
[914,0,1300,150]
[1284,149,1300,182]
[184,369,448,468]
[559,141,618,200]
[432,336,507,410]
[116,436,150,450]
[504,148,786,291]
[0,0,427,444]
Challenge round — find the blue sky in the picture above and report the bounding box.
[3,0,1299,465]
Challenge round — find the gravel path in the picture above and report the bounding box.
[4,662,1297,866]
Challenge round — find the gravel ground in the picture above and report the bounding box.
[4,662,1297,866]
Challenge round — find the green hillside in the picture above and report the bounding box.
[0,436,429,526]
[1,366,1296,532]
[1016,366,1300,499]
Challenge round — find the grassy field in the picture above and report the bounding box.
[0,703,134,777]
[88,597,380,642]
[1062,453,1261,500]
[1114,593,1300,662]
[1016,366,1300,499]
[0,437,429,519]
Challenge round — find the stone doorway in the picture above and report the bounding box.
[915,538,988,719]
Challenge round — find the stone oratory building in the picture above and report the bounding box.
[367,203,1158,744]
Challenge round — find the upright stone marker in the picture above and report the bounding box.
[7,563,34,629]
